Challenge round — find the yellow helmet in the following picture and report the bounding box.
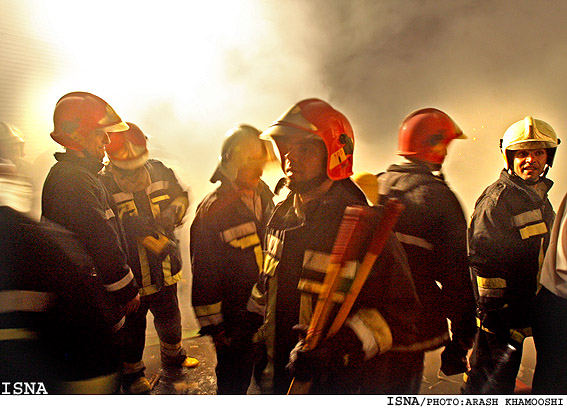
[500,116,560,169]
[352,172,378,205]
[211,124,277,183]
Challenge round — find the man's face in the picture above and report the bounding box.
[512,148,547,182]
[234,141,267,190]
[81,129,111,161]
[274,134,328,192]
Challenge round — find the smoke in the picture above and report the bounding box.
[9,0,566,216]
[3,0,565,387]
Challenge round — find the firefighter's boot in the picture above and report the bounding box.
[160,340,199,368]
[124,376,151,394]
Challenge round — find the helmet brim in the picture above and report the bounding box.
[103,121,129,133]
[260,123,318,141]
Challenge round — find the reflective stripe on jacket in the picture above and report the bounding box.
[101,159,188,296]
[378,162,476,352]
[468,169,554,330]
[191,180,274,335]
[250,178,420,394]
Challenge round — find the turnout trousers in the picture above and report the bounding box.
[122,284,187,376]
[462,329,524,394]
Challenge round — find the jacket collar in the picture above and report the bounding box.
[54,151,104,174]
[500,168,553,199]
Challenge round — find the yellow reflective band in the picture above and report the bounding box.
[348,309,393,356]
[513,209,542,227]
[0,290,54,313]
[163,269,182,286]
[476,316,495,334]
[478,287,505,298]
[302,250,358,279]
[139,285,158,297]
[146,180,169,195]
[510,328,532,344]
[104,208,115,220]
[61,372,121,395]
[476,276,507,289]
[150,194,170,204]
[117,199,138,219]
[160,340,182,356]
[112,191,134,204]
[519,222,548,240]
[194,301,222,317]
[228,233,261,250]
[395,232,434,251]
[391,332,450,352]
[266,233,283,259]
[246,296,265,315]
[221,222,257,243]
[297,279,345,303]
[0,328,38,341]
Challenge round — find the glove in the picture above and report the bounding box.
[158,206,178,232]
[286,325,364,382]
[231,310,264,345]
[440,340,469,376]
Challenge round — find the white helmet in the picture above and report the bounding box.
[500,116,560,169]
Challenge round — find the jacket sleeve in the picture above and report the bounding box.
[468,193,517,331]
[29,219,126,333]
[161,163,190,226]
[190,208,225,335]
[45,171,138,305]
[347,235,421,359]
[432,188,476,347]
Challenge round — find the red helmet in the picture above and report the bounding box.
[106,122,149,169]
[51,92,128,151]
[397,108,466,164]
[260,98,354,180]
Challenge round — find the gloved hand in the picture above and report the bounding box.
[231,310,264,345]
[121,214,159,239]
[158,206,178,232]
[286,325,364,382]
[440,340,469,376]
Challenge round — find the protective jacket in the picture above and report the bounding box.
[191,180,274,337]
[42,152,137,306]
[101,159,188,297]
[1,177,125,393]
[248,178,420,394]
[468,169,554,338]
[378,162,476,352]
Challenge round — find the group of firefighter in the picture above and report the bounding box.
[0,92,566,395]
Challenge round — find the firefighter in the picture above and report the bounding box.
[533,191,567,394]
[0,122,28,174]
[0,121,41,218]
[247,98,420,394]
[101,122,199,393]
[0,148,126,394]
[463,116,559,394]
[376,108,476,393]
[191,124,275,394]
[41,92,140,390]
